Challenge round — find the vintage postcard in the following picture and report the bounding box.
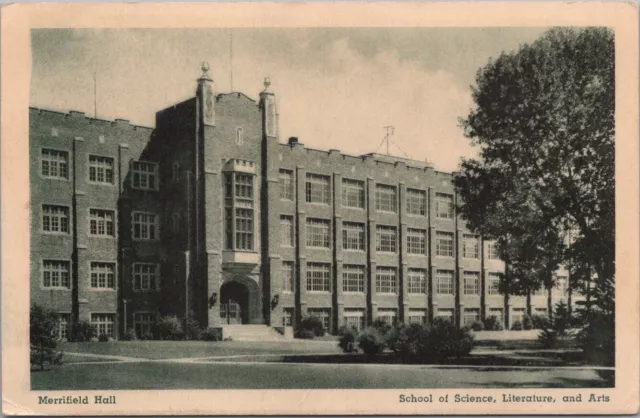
[1,1,639,415]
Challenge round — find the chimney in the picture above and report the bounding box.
[259,77,277,140]
[288,137,299,146]
[196,62,215,126]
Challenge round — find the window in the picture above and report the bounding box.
[463,235,479,259]
[342,222,365,251]
[51,127,58,137]
[464,271,480,295]
[436,270,454,295]
[487,241,500,260]
[407,269,427,294]
[283,308,294,327]
[132,212,159,240]
[90,262,115,289]
[344,309,365,331]
[406,228,427,255]
[42,205,69,234]
[464,308,480,326]
[342,179,365,209]
[279,169,294,201]
[88,155,114,184]
[306,263,331,292]
[131,161,158,190]
[406,189,426,216]
[280,216,294,247]
[535,308,548,317]
[342,265,365,293]
[224,172,255,250]
[307,308,331,333]
[91,313,115,338]
[133,263,158,291]
[376,225,397,253]
[437,308,454,321]
[408,309,427,325]
[436,231,454,257]
[172,163,180,182]
[376,267,397,294]
[57,314,70,340]
[89,209,115,237]
[236,127,244,145]
[282,262,294,293]
[512,308,526,324]
[488,273,501,295]
[435,193,454,219]
[489,308,504,324]
[375,184,397,212]
[377,309,397,325]
[41,149,68,179]
[306,218,330,248]
[42,260,70,289]
[134,312,156,338]
[555,276,568,296]
[305,173,330,204]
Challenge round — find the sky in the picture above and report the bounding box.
[30,28,548,172]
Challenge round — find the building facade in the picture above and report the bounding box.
[30,65,578,339]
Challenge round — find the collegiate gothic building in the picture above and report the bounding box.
[30,64,577,339]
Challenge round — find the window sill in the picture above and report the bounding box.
[40,287,72,291]
[41,231,71,236]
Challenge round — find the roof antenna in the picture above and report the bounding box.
[383,126,395,155]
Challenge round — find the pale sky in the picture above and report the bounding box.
[30,28,548,172]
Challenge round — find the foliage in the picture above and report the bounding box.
[371,318,393,336]
[538,327,558,349]
[383,325,404,352]
[510,320,523,331]
[156,315,184,340]
[483,315,504,331]
[395,319,475,363]
[470,320,485,331]
[184,315,202,341]
[537,300,574,348]
[356,327,386,355]
[297,315,325,337]
[522,315,534,330]
[30,304,64,371]
[337,326,358,353]
[122,328,138,341]
[141,331,155,341]
[530,315,548,330]
[294,329,316,339]
[98,333,110,342]
[199,327,222,341]
[69,320,97,342]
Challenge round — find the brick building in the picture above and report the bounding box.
[30,64,578,339]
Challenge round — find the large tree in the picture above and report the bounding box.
[454,28,614,299]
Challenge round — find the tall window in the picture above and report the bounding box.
[376,225,397,253]
[406,228,427,255]
[376,267,397,294]
[306,218,330,248]
[436,270,454,295]
[283,308,294,327]
[91,262,115,289]
[133,263,158,291]
[342,265,365,293]
[307,308,331,333]
[235,127,244,145]
[407,269,427,294]
[134,312,156,338]
[377,309,397,325]
[306,263,331,292]
[224,172,255,250]
[42,205,69,234]
[41,149,68,179]
[279,169,294,201]
[555,276,568,300]
[512,308,526,324]
[463,235,479,259]
[435,193,454,219]
[57,314,70,340]
[132,161,158,190]
[282,262,294,293]
[464,308,480,326]
[88,155,114,184]
[487,241,500,260]
[406,189,426,216]
[375,184,397,212]
[464,271,480,295]
[342,222,365,251]
[305,173,330,204]
[489,308,504,324]
[436,231,454,257]
[91,313,115,338]
[89,209,115,237]
[535,307,548,317]
[42,260,70,289]
[344,309,365,331]
[488,273,501,295]
[280,216,294,247]
[132,212,159,240]
[408,309,427,324]
[342,179,365,208]
[437,309,455,321]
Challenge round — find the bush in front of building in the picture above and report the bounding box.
[140,331,155,341]
[297,315,325,337]
[356,326,386,355]
[30,304,64,371]
[156,315,184,340]
[394,319,474,363]
[483,315,504,331]
[199,327,222,341]
[337,326,359,353]
[383,324,403,352]
[470,320,485,331]
[371,318,393,336]
[530,314,547,329]
[69,320,97,342]
[522,315,534,330]
[392,323,425,361]
[294,329,316,339]
[98,333,110,342]
[184,316,202,341]
[510,320,524,330]
[121,328,137,341]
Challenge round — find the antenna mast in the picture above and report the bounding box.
[383,126,395,155]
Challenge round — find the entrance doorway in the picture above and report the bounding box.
[220,281,249,325]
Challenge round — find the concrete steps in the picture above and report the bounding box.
[221,325,286,341]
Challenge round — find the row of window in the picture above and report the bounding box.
[279,170,455,218]
[55,312,157,340]
[41,149,159,190]
[41,260,159,291]
[41,205,159,240]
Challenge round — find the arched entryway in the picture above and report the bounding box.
[220,281,249,325]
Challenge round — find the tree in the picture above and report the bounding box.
[30,304,64,371]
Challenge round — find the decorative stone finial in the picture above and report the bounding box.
[263,77,271,92]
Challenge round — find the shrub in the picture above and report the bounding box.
[184,316,201,341]
[371,318,392,336]
[357,327,385,355]
[294,329,316,339]
[530,314,548,329]
[156,315,184,340]
[538,327,558,348]
[394,323,427,361]
[537,300,576,348]
[471,320,485,331]
[199,327,222,341]
[511,320,523,331]
[395,319,474,363]
[30,304,64,371]
[122,328,137,341]
[483,315,504,331]
[90,337,99,342]
[141,331,155,341]
[69,320,97,342]
[298,315,325,337]
[522,315,534,330]
[337,326,358,353]
[98,333,109,342]
[384,325,403,352]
